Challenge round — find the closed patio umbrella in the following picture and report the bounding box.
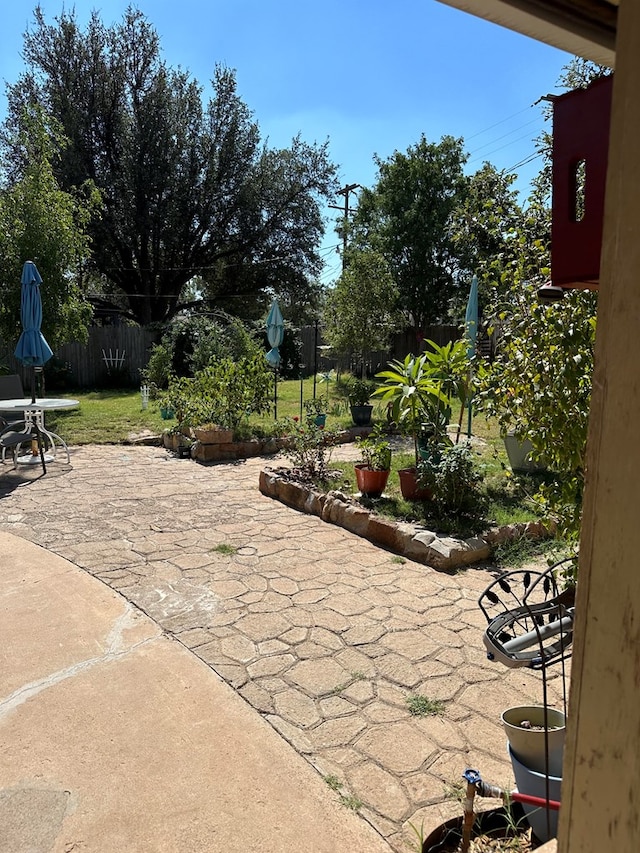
[14,260,53,403]
[265,299,284,418]
[464,274,478,438]
[14,260,53,471]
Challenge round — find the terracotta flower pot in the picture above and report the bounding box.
[398,467,433,500]
[354,463,389,498]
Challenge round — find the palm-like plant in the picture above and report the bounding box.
[373,352,452,468]
[422,339,473,443]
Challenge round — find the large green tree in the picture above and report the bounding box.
[323,249,401,362]
[477,57,611,543]
[348,134,468,334]
[0,107,97,350]
[3,6,338,326]
[449,163,524,316]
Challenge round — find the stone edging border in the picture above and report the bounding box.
[259,467,554,572]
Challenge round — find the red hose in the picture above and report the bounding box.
[510,790,561,811]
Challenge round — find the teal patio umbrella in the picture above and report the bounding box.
[14,260,53,403]
[13,260,53,471]
[464,275,478,438]
[265,299,284,418]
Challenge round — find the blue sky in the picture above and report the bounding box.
[0,1,571,283]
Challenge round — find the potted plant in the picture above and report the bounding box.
[354,424,391,497]
[501,704,565,844]
[374,348,452,500]
[417,441,483,511]
[421,801,531,852]
[343,376,377,426]
[502,705,566,776]
[304,397,327,427]
[503,430,547,473]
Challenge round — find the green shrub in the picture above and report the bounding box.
[342,375,377,406]
[141,343,173,395]
[418,442,484,515]
[477,281,596,541]
[159,354,273,434]
[279,415,341,481]
[149,313,263,382]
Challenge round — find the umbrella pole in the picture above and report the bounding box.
[34,423,47,474]
[300,369,304,419]
[274,368,278,421]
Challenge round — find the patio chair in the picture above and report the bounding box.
[0,422,34,469]
[0,374,26,428]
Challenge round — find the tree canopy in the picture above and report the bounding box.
[449,163,524,316]
[0,107,98,350]
[323,249,401,361]
[347,134,469,333]
[3,5,338,326]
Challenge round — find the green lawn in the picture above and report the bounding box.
[46,377,368,444]
[45,389,169,444]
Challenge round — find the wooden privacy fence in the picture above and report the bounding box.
[1,326,159,389]
[1,322,479,388]
[298,324,463,377]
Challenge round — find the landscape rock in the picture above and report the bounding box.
[260,467,548,572]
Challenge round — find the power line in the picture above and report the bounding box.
[507,151,544,173]
[464,104,537,143]
[467,117,541,158]
[467,129,545,167]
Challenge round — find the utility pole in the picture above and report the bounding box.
[329,182,361,270]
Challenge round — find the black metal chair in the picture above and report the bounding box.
[0,422,34,468]
[0,374,26,429]
[0,376,46,472]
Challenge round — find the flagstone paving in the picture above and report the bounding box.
[0,445,566,851]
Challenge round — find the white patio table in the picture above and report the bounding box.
[0,397,79,465]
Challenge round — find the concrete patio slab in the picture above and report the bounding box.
[0,533,392,853]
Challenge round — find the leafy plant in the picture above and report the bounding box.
[343,375,377,407]
[323,248,401,361]
[279,416,341,481]
[303,397,326,417]
[422,338,473,441]
[140,343,173,395]
[159,354,273,434]
[374,350,453,467]
[477,279,597,542]
[419,441,484,514]
[356,424,391,471]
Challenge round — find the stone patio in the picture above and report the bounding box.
[0,445,566,851]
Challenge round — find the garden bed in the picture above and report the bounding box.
[259,466,554,572]
[161,425,373,462]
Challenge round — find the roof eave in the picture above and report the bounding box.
[437,0,616,68]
